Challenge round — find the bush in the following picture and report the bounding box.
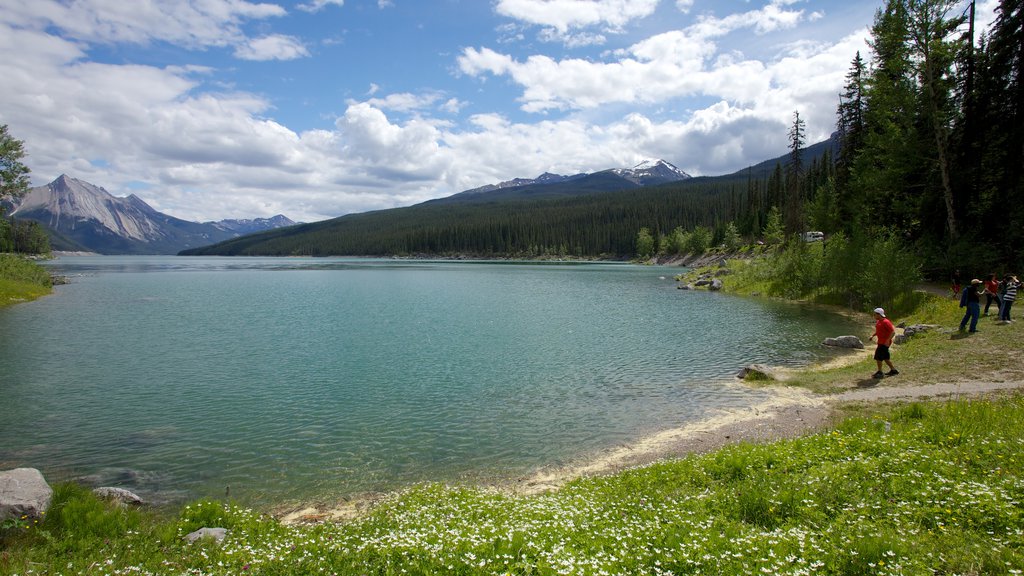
[40,483,143,544]
[0,253,52,286]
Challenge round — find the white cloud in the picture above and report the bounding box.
[297,0,345,13]
[0,0,879,224]
[0,0,286,49]
[234,34,311,61]
[460,1,835,114]
[495,0,659,33]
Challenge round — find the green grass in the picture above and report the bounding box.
[3,395,1023,575]
[0,254,52,307]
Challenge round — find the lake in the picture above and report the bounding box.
[0,256,862,507]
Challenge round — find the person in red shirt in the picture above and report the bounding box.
[983,273,1001,316]
[870,307,898,379]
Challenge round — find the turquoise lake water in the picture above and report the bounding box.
[0,256,863,507]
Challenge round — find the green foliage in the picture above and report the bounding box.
[728,230,924,314]
[0,253,52,306]
[721,221,742,251]
[0,218,51,254]
[767,235,822,299]
[762,206,785,246]
[41,483,143,541]
[684,224,712,255]
[0,254,50,285]
[0,124,31,199]
[635,226,654,259]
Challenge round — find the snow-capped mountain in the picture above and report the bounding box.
[612,159,691,185]
[433,159,690,205]
[5,175,295,254]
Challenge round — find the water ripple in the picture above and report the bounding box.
[0,257,864,505]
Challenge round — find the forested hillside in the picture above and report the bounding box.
[180,174,770,258]
[185,0,1022,277]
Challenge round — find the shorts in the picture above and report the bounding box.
[874,344,891,361]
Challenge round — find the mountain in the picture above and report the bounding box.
[4,175,296,254]
[428,159,690,205]
[180,136,837,258]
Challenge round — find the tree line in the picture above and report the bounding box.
[646,0,1022,278]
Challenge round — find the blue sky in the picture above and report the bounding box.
[0,0,996,223]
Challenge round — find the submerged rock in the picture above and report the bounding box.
[736,364,781,381]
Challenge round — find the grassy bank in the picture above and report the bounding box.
[3,394,1022,575]
[682,256,1024,395]
[0,254,52,307]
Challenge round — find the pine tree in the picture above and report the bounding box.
[785,111,806,235]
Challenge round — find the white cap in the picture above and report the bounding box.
[873,307,886,317]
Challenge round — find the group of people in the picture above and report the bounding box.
[870,271,1020,380]
[957,272,1020,333]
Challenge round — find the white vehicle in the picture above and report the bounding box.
[801,231,824,242]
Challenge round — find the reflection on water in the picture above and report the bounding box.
[0,256,864,506]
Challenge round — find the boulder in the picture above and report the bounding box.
[93,487,145,506]
[185,527,229,543]
[694,279,712,287]
[736,364,780,381]
[903,324,938,337]
[0,468,53,522]
[894,324,939,345]
[822,335,865,349]
[677,283,694,290]
[709,278,724,291]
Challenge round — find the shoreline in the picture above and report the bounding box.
[276,339,1024,525]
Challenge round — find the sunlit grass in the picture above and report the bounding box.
[0,254,52,307]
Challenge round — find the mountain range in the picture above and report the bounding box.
[3,175,295,255]
[427,159,691,205]
[5,141,833,256]
[179,137,839,258]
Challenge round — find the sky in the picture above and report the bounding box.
[0,0,998,223]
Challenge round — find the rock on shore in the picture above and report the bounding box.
[0,468,52,522]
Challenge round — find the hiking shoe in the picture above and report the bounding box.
[872,371,884,379]
[886,369,899,376]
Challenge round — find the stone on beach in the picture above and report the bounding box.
[822,335,865,349]
[93,487,145,506]
[185,527,229,543]
[0,468,53,522]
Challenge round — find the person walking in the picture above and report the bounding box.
[983,273,1002,316]
[1000,275,1020,323]
[870,307,898,379]
[959,278,983,333]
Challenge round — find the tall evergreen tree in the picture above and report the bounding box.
[852,0,923,235]
[785,111,806,235]
[906,0,966,241]
[835,51,868,227]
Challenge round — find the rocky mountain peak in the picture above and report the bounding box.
[7,175,296,254]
